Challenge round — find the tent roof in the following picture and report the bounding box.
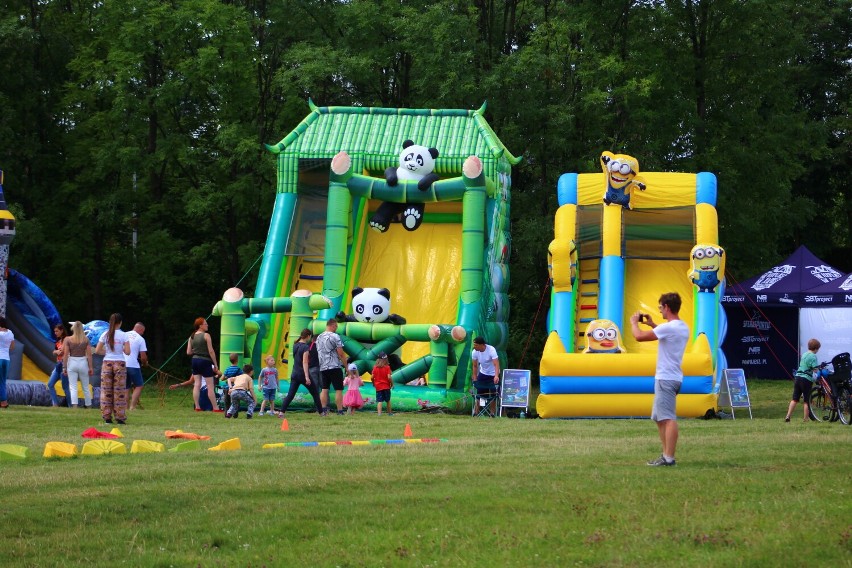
[265,100,521,165]
[723,246,845,306]
[800,272,852,306]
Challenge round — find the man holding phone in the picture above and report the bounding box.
[630,293,689,466]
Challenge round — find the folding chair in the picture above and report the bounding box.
[471,383,501,418]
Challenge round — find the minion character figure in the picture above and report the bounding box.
[600,151,647,210]
[688,244,725,293]
[583,319,626,354]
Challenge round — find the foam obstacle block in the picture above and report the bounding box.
[169,440,201,452]
[43,442,78,458]
[82,440,127,456]
[130,440,165,454]
[0,444,28,460]
[209,438,241,451]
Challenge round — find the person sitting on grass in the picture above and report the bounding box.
[226,364,255,419]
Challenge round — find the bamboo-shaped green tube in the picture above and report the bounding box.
[428,341,448,387]
[458,157,487,329]
[213,288,248,370]
[327,153,355,309]
[346,174,468,202]
[392,357,432,385]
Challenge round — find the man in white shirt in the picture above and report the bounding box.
[631,292,690,467]
[125,322,149,411]
[471,336,500,417]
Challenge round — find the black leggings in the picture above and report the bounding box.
[280,375,323,413]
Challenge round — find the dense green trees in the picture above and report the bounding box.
[0,0,848,371]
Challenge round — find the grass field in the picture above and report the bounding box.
[1,379,850,567]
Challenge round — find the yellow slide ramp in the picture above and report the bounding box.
[357,223,462,367]
[621,259,695,353]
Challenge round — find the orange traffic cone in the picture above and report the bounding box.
[403,423,413,438]
[281,418,289,432]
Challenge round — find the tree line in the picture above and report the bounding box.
[0,0,848,373]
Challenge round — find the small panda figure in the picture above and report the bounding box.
[370,140,440,233]
[336,287,407,326]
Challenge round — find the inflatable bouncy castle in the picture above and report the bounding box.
[538,157,726,418]
[212,102,518,411]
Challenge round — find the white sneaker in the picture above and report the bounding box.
[258,411,265,416]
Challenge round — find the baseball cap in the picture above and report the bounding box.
[377,352,388,359]
[347,363,358,372]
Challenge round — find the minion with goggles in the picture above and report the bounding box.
[583,319,626,354]
[688,244,725,292]
[600,151,647,210]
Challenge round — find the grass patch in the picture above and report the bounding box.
[1,379,850,566]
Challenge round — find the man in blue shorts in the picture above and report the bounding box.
[471,336,500,417]
[630,292,689,466]
[125,322,148,411]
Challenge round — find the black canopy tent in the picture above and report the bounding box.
[722,246,845,379]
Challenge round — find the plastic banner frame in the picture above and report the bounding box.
[720,368,752,419]
[499,369,531,416]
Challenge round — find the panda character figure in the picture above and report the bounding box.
[337,287,407,326]
[369,140,440,233]
[336,287,407,370]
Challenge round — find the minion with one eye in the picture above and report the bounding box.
[583,319,626,354]
[688,244,725,293]
[600,151,647,210]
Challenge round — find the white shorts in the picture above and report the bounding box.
[651,380,681,422]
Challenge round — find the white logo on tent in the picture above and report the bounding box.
[751,265,794,291]
[807,265,842,283]
[839,275,852,291]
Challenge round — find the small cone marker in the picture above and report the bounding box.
[403,423,412,438]
[110,428,124,438]
[281,418,289,432]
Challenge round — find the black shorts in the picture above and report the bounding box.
[191,357,215,378]
[320,367,344,391]
[375,389,391,403]
[792,376,814,402]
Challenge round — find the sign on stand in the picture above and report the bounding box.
[500,369,531,417]
[720,368,752,419]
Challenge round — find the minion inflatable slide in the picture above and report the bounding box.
[212,103,517,412]
[538,154,727,418]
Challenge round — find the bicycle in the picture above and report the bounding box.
[808,357,852,425]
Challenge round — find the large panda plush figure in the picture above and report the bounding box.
[336,287,407,370]
[369,140,440,233]
[336,287,407,326]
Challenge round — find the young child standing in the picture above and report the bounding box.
[221,353,241,413]
[226,364,255,419]
[371,352,393,416]
[785,338,821,423]
[343,363,365,415]
[258,355,279,416]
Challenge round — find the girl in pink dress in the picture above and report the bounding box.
[343,363,365,414]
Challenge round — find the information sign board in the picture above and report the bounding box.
[721,368,752,419]
[500,369,531,411]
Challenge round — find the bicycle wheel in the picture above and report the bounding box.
[836,386,851,425]
[809,387,832,422]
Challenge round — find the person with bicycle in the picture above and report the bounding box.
[785,338,821,423]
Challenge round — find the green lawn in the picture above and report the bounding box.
[1,379,849,567]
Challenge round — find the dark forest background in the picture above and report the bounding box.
[0,0,849,373]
